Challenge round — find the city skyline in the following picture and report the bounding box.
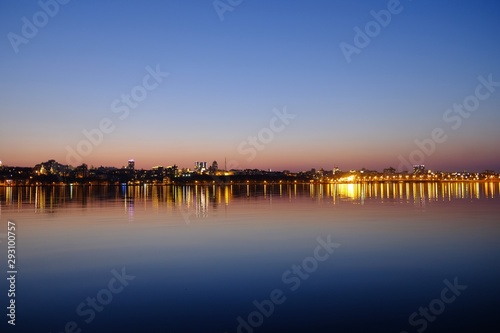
[1,157,499,175]
[1,1,500,172]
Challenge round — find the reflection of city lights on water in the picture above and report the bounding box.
[0,182,498,214]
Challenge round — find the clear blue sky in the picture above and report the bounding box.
[1,0,499,172]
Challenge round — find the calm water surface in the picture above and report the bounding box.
[1,183,499,333]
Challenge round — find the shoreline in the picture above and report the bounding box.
[1,179,499,187]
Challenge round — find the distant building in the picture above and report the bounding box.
[413,165,425,175]
[165,165,178,177]
[208,161,218,175]
[195,161,207,173]
[126,160,135,180]
[151,166,164,180]
[33,159,68,176]
[383,167,396,175]
[75,164,89,178]
[127,160,135,171]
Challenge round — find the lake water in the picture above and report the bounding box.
[1,183,499,333]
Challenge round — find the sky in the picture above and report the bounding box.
[1,0,499,172]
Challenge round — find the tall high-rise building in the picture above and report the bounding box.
[208,161,219,175]
[128,159,135,170]
[195,161,207,173]
[413,165,425,175]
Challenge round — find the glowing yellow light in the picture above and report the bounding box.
[346,175,355,182]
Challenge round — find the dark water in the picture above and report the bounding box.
[1,183,499,333]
